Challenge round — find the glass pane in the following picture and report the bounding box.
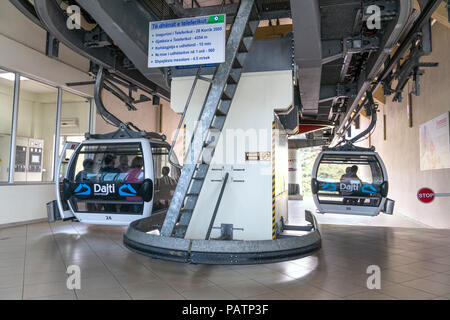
[58,136,84,182]
[69,143,145,214]
[16,77,57,182]
[152,145,180,211]
[0,70,15,182]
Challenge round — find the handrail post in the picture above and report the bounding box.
[205,172,229,240]
[168,65,204,169]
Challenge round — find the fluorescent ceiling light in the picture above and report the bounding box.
[0,73,29,81]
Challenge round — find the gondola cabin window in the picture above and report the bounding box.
[68,143,145,214]
[152,146,180,212]
[316,154,384,206]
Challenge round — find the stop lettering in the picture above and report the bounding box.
[417,188,435,203]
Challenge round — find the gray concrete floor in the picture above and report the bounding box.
[1,201,449,300]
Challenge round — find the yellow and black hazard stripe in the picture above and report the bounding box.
[272,121,276,240]
[183,124,186,159]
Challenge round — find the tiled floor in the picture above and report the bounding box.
[1,212,449,300]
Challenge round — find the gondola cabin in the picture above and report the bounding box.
[55,138,180,225]
[311,150,389,216]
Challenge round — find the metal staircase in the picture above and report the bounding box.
[161,0,258,238]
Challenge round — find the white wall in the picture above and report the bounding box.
[95,89,182,160]
[0,0,90,75]
[0,184,54,225]
[354,22,450,228]
[0,1,96,226]
[171,71,292,240]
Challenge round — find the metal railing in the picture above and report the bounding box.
[168,65,204,169]
[167,0,229,169]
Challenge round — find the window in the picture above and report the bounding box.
[15,78,58,182]
[0,68,93,184]
[317,154,383,185]
[68,143,145,214]
[152,145,180,211]
[316,154,384,207]
[0,69,15,182]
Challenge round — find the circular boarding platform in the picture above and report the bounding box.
[123,211,321,265]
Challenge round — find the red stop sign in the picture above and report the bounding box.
[417,188,435,203]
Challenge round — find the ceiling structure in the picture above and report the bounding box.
[9,0,446,146]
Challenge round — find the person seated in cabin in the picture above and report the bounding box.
[122,156,144,213]
[99,154,121,212]
[75,159,96,211]
[340,167,352,205]
[99,154,121,180]
[118,155,129,173]
[75,159,95,183]
[349,165,363,205]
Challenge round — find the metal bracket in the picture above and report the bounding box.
[205,172,229,240]
[45,32,59,58]
[211,224,244,240]
[84,25,113,48]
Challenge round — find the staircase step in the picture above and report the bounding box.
[184,195,198,211]
[193,164,209,179]
[211,115,226,130]
[174,225,188,237]
[217,100,232,115]
[179,212,192,226]
[222,84,237,100]
[188,179,203,195]
[227,69,241,84]
[200,147,214,165]
[244,20,259,37]
[238,36,254,53]
[203,132,220,148]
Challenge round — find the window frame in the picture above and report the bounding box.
[0,65,93,185]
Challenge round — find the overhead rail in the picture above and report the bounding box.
[334,0,443,143]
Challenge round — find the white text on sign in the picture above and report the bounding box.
[148,15,226,68]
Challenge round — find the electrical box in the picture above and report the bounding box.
[14,137,28,182]
[0,136,44,182]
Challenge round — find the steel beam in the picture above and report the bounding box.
[333,0,413,143]
[290,0,322,117]
[33,0,169,100]
[76,0,170,99]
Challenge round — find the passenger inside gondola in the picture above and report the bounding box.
[340,167,352,204]
[100,154,121,175]
[123,156,144,213]
[118,155,129,172]
[155,166,177,209]
[75,159,94,183]
[99,154,121,211]
[349,165,363,205]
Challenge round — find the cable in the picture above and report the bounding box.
[353,121,377,144]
